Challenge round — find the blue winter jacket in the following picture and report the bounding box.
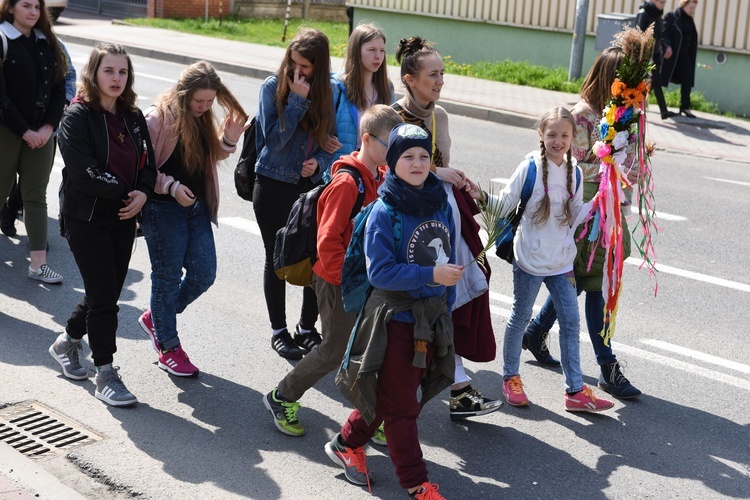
[328,75,395,182]
[254,75,335,184]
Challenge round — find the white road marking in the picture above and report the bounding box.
[705,177,750,187]
[625,257,750,293]
[487,294,750,391]
[480,230,749,293]
[641,339,750,374]
[138,72,176,83]
[218,216,261,236]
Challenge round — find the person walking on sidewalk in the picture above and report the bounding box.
[264,105,402,438]
[138,61,249,377]
[522,48,641,399]
[253,28,340,360]
[330,123,460,500]
[497,107,614,413]
[636,0,677,120]
[393,36,501,420]
[0,0,67,282]
[328,22,394,181]
[661,0,699,118]
[51,43,156,407]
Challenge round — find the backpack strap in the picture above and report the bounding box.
[336,166,366,220]
[518,157,537,212]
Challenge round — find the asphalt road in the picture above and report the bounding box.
[1,43,748,499]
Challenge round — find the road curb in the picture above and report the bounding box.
[0,441,87,500]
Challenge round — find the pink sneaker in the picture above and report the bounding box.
[565,385,615,412]
[158,345,199,377]
[138,310,159,353]
[502,375,529,406]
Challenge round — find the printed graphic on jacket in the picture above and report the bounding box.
[408,220,452,272]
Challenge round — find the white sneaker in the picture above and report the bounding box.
[29,264,63,284]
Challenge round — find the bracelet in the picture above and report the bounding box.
[222,135,238,147]
[164,180,174,195]
[170,180,181,198]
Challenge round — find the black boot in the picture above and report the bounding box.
[598,361,641,399]
[0,204,17,237]
[522,321,560,367]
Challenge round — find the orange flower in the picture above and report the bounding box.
[611,78,626,98]
[636,81,648,94]
[621,88,644,108]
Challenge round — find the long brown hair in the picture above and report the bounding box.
[154,61,247,174]
[580,47,624,115]
[0,0,67,81]
[78,43,138,112]
[275,28,334,147]
[533,107,577,227]
[341,23,392,109]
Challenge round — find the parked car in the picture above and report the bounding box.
[46,0,68,21]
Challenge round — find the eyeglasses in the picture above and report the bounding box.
[372,135,388,148]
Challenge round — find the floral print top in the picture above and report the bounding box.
[571,101,602,183]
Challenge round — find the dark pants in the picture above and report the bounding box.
[277,275,356,401]
[64,210,136,366]
[650,69,669,115]
[252,174,318,331]
[341,320,436,490]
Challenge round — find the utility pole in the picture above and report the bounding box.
[302,0,310,20]
[568,0,589,80]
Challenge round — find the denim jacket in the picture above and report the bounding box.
[254,75,335,184]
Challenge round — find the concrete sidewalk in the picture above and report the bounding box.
[53,10,749,164]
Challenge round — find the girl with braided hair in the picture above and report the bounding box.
[496,107,615,413]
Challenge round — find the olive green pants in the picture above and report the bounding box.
[0,125,56,251]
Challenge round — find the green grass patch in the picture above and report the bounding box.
[125,16,350,55]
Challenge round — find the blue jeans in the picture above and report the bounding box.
[503,263,584,393]
[531,285,616,366]
[141,199,216,350]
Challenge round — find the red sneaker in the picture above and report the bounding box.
[158,345,199,377]
[502,375,529,406]
[565,385,614,412]
[138,310,159,353]
[409,482,445,500]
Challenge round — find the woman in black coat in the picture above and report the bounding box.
[636,0,676,119]
[661,0,699,118]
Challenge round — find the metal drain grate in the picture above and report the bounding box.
[0,401,103,460]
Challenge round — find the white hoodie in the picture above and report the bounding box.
[498,151,593,277]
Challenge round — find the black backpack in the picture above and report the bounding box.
[273,167,365,286]
[234,117,257,201]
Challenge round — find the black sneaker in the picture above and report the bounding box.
[522,321,561,367]
[271,329,305,360]
[449,385,503,420]
[598,361,641,399]
[263,389,304,436]
[294,325,322,352]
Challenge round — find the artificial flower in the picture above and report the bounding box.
[593,141,612,158]
[611,78,626,98]
[612,131,630,150]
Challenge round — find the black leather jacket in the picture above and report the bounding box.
[58,100,156,223]
[636,1,666,56]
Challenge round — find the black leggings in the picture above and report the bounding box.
[252,174,319,331]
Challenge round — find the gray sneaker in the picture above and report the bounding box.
[324,433,372,488]
[48,334,88,380]
[28,264,63,284]
[95,367,137,407]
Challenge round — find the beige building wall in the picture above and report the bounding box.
[349,0,749,53]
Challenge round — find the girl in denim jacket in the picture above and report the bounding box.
[253,28,340,360]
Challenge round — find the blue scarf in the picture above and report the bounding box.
[379,170,447,217]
